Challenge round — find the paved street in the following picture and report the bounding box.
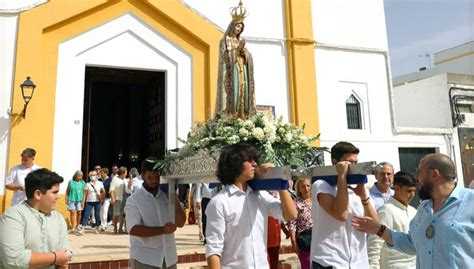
[69,223,294,266]
[69,224,206,264]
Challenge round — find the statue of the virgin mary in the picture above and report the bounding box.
[215,1,256,119]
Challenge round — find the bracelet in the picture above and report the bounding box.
[361,197,370,203]
[377,224,386,237]
[51,252,57,265]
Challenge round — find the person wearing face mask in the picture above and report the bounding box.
[79,171,105,234]
[65,170,86,234]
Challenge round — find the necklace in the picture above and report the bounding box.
[425,224,435,239]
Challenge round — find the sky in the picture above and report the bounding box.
[384,0,474,77]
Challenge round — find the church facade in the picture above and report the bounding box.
[0,0,451,215]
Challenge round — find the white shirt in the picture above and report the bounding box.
[125,187,178,267]
[125,176,143,194]
[205,184,283,269]
[368,197,417,269]
[311,180,369,268]
[194,183,217,202]
[5,164,41,206]
[85,181,104,202]
[369,185,394,210]
[109,176,125,201]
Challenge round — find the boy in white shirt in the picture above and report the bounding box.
[367,171,417,269]
[5,148,41,205]
[206,143,297,269]
[125,158,186,269]
[311,141,379,269]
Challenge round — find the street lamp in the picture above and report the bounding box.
[20,76,36,119]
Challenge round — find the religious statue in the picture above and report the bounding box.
[215,1,256,119]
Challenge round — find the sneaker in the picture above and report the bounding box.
[95,227,100,234]
[76,225,85,235]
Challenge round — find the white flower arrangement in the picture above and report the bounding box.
[176,112,319,168]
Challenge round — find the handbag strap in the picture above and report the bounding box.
[90,183,99,194]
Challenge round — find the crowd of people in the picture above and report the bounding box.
[63,164,143,235]
[1,142,473,268]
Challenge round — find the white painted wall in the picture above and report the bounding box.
[310,0,457,183]
[52,13,192,193]
[393,74,452,128]
[0,0,46,12]
[320,135,448,170]
[0,13,18,196]
[312,0,389,50]
[0,0,49,196]
[183,0,290,121]
[316,49,392,141]
[182,0,286,39]
[247,42,290,121]
[314,47,448,174]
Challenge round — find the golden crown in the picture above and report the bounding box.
[230,0,248,22]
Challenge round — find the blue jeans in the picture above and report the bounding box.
[81,201,101,227]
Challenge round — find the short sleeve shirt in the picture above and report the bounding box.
[311,180,368,268]
[5,164,41,205]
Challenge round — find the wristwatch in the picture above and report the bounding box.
[377,224,386,237]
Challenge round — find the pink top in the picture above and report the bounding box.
[287,197,312,233]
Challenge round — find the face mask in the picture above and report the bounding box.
[90,175,97,181]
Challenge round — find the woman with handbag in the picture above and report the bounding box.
[288,177,313,269]
[80,170,105,234]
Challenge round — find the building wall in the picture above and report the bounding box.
[311,0,452,179]
[0,0,223,214]
[393,73,452,128]
[52,13,193,188]
[315,49,392,140]
[0,0,48,201]
[0,13,18,199]
[312,0,389,50]
[0,0,463,213]
[393,41,474,86]
[184,0,291,121]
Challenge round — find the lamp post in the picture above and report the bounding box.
[20,76,36,119]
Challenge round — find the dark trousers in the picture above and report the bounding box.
[82,201,101,227]
[201,197,210,241]
[311,261,333,269]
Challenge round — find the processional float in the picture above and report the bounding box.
[159,1,375,221]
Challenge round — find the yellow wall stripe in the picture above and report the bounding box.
[284,0,320,143]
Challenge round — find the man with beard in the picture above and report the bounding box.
[125,158,186,269]
[353,153,474,269]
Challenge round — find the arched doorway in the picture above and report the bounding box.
[82,66,165,172]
